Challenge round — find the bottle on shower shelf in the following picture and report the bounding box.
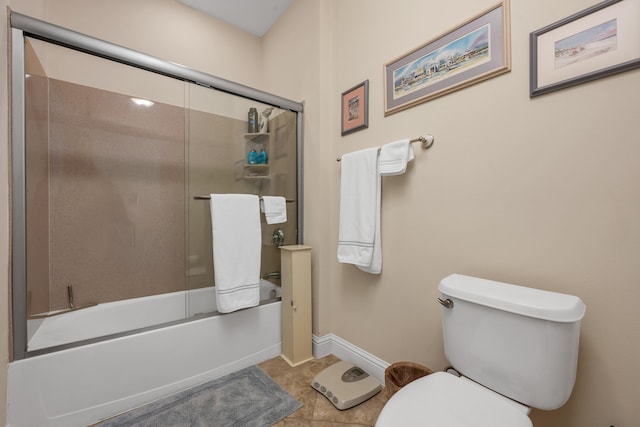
[248,107,258,133]
[247,149,258,164]
[259,107,274,133]
[257,149,268,164]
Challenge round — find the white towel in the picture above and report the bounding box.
[337,148,382,274]
[260,196,287,224]
[210,194,261,313]
[378,139,414,176]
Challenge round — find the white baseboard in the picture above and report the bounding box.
[311,333,334,358]
[312,334,389,384]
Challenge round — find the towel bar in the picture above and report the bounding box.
[194,195,295,202]
[336,134,434,162]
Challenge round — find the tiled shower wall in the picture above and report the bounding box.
[27,76,186,313]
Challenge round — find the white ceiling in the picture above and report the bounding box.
[177,0,294,37]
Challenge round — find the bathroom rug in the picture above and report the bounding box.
[95,365,301,426]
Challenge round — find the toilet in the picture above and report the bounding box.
[376,274,586,426]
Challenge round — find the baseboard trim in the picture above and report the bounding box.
[312,334,389,384]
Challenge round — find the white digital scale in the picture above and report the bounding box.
[311,361,382,410]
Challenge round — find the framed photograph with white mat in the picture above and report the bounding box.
[530,0,640,97]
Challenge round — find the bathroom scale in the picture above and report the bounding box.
[311,361,382,410]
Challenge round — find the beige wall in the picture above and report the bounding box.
[2,0,639,426]
[42,0,263,89]
[308,1,639,426]
[262,0,337,338]
[264,0,640,426]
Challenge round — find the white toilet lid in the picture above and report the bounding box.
[376,372,533,427]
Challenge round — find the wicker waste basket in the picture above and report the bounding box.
[384,361,433,398]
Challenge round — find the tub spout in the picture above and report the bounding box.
[68,285,74,309]
[262,271,281,280]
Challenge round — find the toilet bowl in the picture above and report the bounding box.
[375,274,586,427]
[376,372,532,426]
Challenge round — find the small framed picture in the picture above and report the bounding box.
[341,80,369,136]
[530,0,640,97]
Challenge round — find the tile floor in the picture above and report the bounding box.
[259,355,388,427]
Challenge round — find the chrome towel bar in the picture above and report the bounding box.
[336,134,434,162]
[194,195,295,202]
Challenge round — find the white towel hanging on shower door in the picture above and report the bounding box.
[210,194,261,313]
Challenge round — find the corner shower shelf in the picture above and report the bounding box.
[243,132,270,179]
[244,164,270,179]
[243,132,269,141]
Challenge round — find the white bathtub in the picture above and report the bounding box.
[27,280,281,351]
[8,281,282,427]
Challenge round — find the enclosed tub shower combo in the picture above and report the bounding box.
[8,12,303,427]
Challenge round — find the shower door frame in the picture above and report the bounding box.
[10,11,304,361]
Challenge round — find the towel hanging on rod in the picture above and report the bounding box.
[336,134,434,162]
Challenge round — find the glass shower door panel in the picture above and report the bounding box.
[186,84,298,316]
[24,38,188,350]
[256,108,299,282]
[186,84,254,314]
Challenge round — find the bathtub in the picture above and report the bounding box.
[27,280,281,351]
[8,280,283,427]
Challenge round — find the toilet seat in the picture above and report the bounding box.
[375,372,533,427]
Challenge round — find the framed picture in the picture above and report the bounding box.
[530,0,640,97]
[341,80,369,136]
[384,1,511,115]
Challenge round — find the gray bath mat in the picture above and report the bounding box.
[96,365,301,427]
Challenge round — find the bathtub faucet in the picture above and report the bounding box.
[262,271,281,280]
[67,285,75,309]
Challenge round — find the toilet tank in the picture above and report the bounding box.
[438,274,586,411]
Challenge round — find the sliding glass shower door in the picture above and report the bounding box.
[23,37,189,351]
[16,32,300,356]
